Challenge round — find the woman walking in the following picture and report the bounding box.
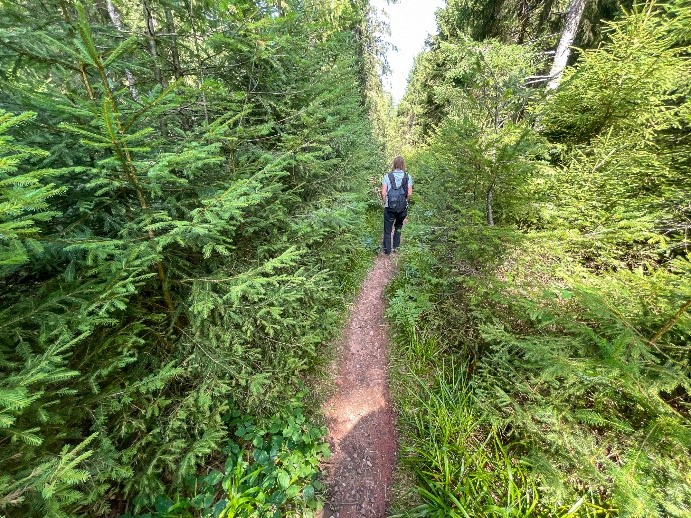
[380,156,413,255]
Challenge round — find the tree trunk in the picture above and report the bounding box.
[547,0,587,90]
[164,7,183,80]
[188,0,209,125]
[141,0,168,136]
[517,0,530,44]
[142,0,165,87]
[89,5,175,313]
[536,0,557,37]
[486,186,495,226]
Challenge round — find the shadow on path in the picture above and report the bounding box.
[320,255,398,518]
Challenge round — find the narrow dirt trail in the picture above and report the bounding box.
[320,255,398,518]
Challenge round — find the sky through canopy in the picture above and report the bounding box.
[371,0,445,104]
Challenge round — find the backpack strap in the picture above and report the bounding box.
[387,172,396,190]
[401,173,409,197]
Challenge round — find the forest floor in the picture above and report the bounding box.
[319,253,398,518]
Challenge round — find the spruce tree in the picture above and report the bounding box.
[0,0,385,515]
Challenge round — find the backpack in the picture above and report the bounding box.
[387,172,409,212]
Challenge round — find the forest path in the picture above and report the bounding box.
[320,253,398,518]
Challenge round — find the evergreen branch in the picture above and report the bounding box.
[122,81,180,133]
[649,299,691,345]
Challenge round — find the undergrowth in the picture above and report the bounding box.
[124,393,328,518]
[387,3,690,516]
[387,215,690,516]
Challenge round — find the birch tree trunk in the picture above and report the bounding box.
[486,186,495,226]
[547,0,587,90]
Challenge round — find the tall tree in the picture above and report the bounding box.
[0,0,385,515]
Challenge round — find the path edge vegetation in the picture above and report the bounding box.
[0,1,392,516]
[386,1,690,517]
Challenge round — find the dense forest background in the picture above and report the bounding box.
[0,0,391,516]
[388,0,690,516]
[2,0,690,516]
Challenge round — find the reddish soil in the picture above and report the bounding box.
[320,254,398,518]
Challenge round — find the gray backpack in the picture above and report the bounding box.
[387,172,409,212]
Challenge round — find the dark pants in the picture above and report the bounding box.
[382,207,407,255]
